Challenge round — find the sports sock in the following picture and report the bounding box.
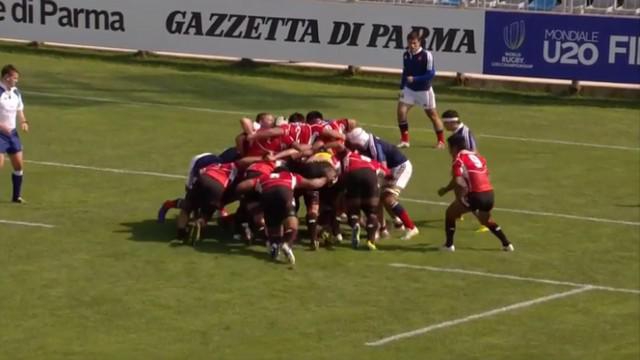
[445,217,456,247]
[391,203,415,229]
[436,129,445,144]
[487,222,510,247]
[11,170,23,201]
[399,121,409,142]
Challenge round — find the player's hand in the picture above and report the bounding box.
[20,122,29,133]
[407,76,414,83]
[437,187,448,197]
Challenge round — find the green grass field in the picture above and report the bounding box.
[0,43,638,360]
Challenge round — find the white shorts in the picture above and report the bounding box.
[399,87,436,110]
[385,160,413,195]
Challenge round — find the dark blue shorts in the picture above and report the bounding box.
[0,130,22,154]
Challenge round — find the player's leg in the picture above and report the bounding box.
[421,88,445,148]
[475,211,513,251]
[8,150,24,203]
[444,199,469,251]
[396,97,413,148]
[0,153,4,168]
[362,198,380,250]
[384,161,419,240]
[470,191,513,251]
[304,191,320,250]
[282,215,298,265]
[261,188,288,260]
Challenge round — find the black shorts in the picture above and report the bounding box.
[298,162,329,179]
[199,175,225,211]
[184,175,225,213]
[261,186,296,228]
[468,191,494,212]
[345,168,379,200]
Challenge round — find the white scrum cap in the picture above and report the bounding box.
[347,127,371,147]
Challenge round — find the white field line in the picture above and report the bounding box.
[25,160,640,227]
[360,123,640,151]
[24,90,640,152]
[400,197,640,227]
[25,160,184,179]
[0,219,56,228]
[364,286,593,346]
[389,263,640,295]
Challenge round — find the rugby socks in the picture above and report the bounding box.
[177,227,188,240]
[306,214,318,244]
[399,121,409,143]
[391,203,415,229]
[436,129,445,144]
[11,170,23,202]
[487,222,510,247]
[445,217,456,247]
[284,228,298,244]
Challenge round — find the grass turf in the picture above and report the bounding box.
[0,44,638,359]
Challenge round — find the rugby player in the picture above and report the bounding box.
[438,136,514,252]
[339,150,390,251]
[236,170,333,265]
[396,31,444,149]
[347,128,419,241]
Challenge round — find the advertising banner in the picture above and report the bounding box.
[484,11,640,84]
[0,0,485,72]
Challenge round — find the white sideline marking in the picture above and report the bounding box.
[389,263,640,295]
[24,90,640,152]
[25,160,184,179]
[400,197,640,227]
[362,123,640,151]
[478,134,640,152]
[365,286,593,346]
[0,219,55,228]
[24,160,640,227]
[26,91,248,116]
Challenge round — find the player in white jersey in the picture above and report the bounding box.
[0,65,29,203]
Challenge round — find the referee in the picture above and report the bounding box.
[0,64,29,203]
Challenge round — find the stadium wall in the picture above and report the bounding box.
[0,0,638,90]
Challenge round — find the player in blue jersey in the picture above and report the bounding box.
[347,128,419,241]
[442,109,477,152]
[0,65,29,203]
[157,149,239,223]
[396,31,445,149]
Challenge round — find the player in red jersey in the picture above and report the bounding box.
[339,150,391,251]
[236,170,333,265]
[437,136,514,252]
[177,162,238,244]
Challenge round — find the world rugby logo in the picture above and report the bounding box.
[503,20,526,51]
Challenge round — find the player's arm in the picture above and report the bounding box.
[453,176,469,205]
[239,117,256,135]
[246,127,283,142]
[438,177,456,197]
[320,127,346,141]
[322,140,346,153]
[235,133,248,156]
[235,156,264,169]
[296,176,328,191]
[272,148,300,161]
[17,110,28,132]
[235,178,258,194]
[411,53,435,83]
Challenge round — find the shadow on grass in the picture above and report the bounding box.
[118,218,275,262]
